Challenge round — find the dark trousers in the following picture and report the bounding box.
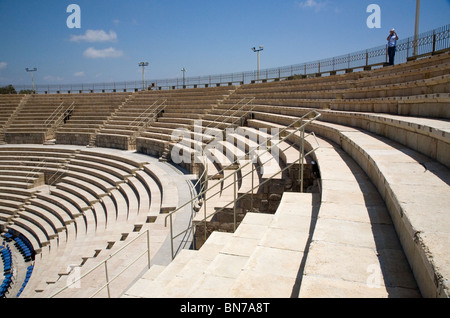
[388,46,396,65]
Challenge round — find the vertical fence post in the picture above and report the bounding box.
[407,38,410,59]
[432,31,437,53]
[385,45,388,63]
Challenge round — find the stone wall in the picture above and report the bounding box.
[55,132,91,146]
[4,132,46,144]
[135,137,168,158]
[95,134,131,150]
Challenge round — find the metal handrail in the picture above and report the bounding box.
[44,102,64,127]
[168,129,321,253]
[164,109,321,259]
[199,131,320,222]
[45,102,75,130]
[204,97,255,130]
[56,102,75,128]
[131,99,167,140]
[49,228,151,298]
[128,99,167,129]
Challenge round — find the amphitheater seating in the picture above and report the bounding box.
[122,52,449,298]
[122,134,421,298]
[93,87,236,151]
[94,92,167,150]
[0,144,193,297]
[0,50,449,298]
[54,93,131,146]
[0,94,26,144]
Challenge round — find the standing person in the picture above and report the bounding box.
[387,29,399,65]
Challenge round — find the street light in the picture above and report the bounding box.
[25,68,37,92]
[181,68,187,88]
[139,62,149,91]
[414,0,421,56]
[252,46,264,82]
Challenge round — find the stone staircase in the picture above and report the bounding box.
[123,192,320,298]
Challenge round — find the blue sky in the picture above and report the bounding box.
[0,0,449,86]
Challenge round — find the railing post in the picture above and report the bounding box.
[233,172,237,232]
[147,229,151,269]
[385,45,388,63]
[299,127,305,193]
[169,214,174,260]
[104,261,111,298]
[433,31,437,53]
[203,158,208,243]
[407,38,410,59]
[251,162,254,211]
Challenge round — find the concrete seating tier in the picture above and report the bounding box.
[123,52,448,298]
[54,93,131,146]
[0,145,186,298]
[124,158,418,298]
[0,51,448,298]
[329,93,450,119]
[250,54,449,95]
[244,110,449,297]
[224,73,449,107]
[246,104,450,169]
[235,51,450,95]
[91,87,236,150]
[0,94,26,143]
[221,53,450,118]
[0,93,130,145]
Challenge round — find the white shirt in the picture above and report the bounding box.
[388,34,398,47]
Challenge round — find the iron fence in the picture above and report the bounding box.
[12,24,450,94]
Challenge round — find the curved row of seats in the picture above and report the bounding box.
[0,145,184,297]
[123,133,421,298]
[0,50,449,298]
[124,52,449,298]
[1,243,16,298]
[16,265,34,297]
[217,53,450,297]
[91,86,236,151]
[2,93,130,145]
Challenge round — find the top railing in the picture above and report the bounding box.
[12,24,450,94]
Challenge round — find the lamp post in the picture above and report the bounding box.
[25,68,37,92]
[252,46,264,82]
[414,0,421,56]
[139,62,149,91]
[181,68,187,88]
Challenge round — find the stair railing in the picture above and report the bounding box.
[204,97,255,131]
[129,99,167,148]
[45,102,75,134]
[44,102,65,127]
[129,99,167,132]
[164,109,321,260]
